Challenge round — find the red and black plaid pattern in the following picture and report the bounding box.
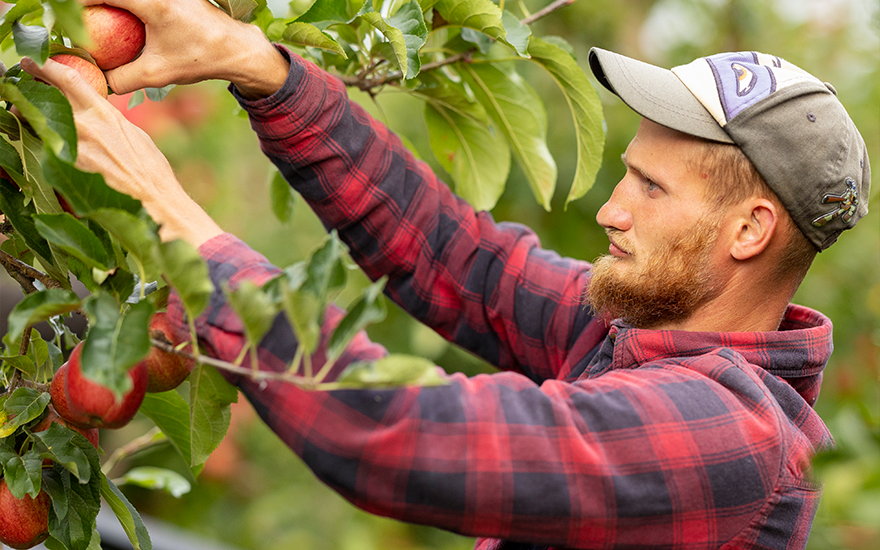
[166,48,835,550]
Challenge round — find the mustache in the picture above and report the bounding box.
[605,229,635,256]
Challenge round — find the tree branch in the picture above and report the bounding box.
[521,0,577,26]
[336,0,577,92]
[0,249,62,289]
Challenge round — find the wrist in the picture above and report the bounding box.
[224,24,290,100]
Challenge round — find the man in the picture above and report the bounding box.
[22,0,870,548]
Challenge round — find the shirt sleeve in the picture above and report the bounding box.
[165,233,794,549]
[230,47,600,384]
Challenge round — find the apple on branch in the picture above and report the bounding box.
[32,404,100,450]
[145,312,196,393]
[0,479,50,549]
[60,341,148,429]
[41,51,109,98]
[80,4,146,71]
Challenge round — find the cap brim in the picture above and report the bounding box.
[589,47,734,144]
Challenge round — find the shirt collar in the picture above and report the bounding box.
[605,304,833,380]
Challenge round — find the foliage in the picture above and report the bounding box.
[0,0,876,549]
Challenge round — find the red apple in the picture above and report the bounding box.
[144,312,195,393]
[0,478,50,549]
[49,361,92,429]
[47,54,108,98]
[33,405,99,449]
[63,341,148,429]
[80,5,146,71]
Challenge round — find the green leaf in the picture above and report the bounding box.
[527,37,605,207]
[100,474,152,550]
[270,170,296,223]
[0,133,24,176]
[435,0,506,41]
[0,0,42,45]
[144,85,175,102]
[282,22,346,56]
[297,0,352,27]
[44,444,102,550]
[80,294,153,398]
[461,28,493,54]
[139,391,197,479]
[0,178,57,273]
[387,0,428,79]
[158,239,214,320]
[6,289,81,343]
[43,153,142,216]
[282,232,348,354]
[214,0,259,22]
[115,466,191,498]
[31,422,91,483]
[17,79,77,162]
[189,365,238,466]
[12,21,49,65]
[461,63,556,210]
[0,81,66,159]
[225,279,279,355]
[86,208,161,282]
[0,354,37,380]
[0,446,44,499]
[34,213,111,270]
[336,353,447,387]
[327,276,387,363]
[127,90,145,109]
[359,0,427,79]
[501,10,530,58]
[48,0,87,46]
[423,83,510,210]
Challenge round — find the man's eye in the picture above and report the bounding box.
[647,180,660,191]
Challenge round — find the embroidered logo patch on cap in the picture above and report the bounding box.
[671,52,819,127]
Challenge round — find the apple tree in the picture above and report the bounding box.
[0,1,605,549]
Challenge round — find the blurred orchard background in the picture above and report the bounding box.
[0,0,878,549]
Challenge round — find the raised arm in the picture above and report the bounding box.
[235,50,600,381]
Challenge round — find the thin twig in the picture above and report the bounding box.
[336,0,576,92]
[521,0,577,26]
[150,337,315,387]
[101,426,165,476]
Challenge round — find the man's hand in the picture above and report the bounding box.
[20,56,224,247]
[82,0,289,99]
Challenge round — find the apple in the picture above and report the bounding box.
[33,405,99,449]
[0,479,50,549]
[47,54,108,98]
[49,361,92,429]
[63,341,148,429]
[80,5,146,71]
[144,312,195,393]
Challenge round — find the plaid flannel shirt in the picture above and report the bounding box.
[167,48,835,549]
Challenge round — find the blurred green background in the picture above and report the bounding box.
[1,0,878,548]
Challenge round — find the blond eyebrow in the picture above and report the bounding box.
[621,152,659,184]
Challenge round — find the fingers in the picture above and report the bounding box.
[20,57,102,109]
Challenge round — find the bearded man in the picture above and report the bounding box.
[23,0,870,548]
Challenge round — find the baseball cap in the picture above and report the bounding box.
[588,48,870,251]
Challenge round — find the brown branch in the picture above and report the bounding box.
[521,0,577,26]
[0,249,62,289]
[335,0,576,92]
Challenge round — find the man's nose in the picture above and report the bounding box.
[596,181,633,232]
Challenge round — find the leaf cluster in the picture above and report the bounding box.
[246,0,605,211]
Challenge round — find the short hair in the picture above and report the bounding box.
[694,141,818,288]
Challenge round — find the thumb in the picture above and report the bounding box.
[104,60,150,95]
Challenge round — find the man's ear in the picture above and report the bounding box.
[729,199,779,261]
